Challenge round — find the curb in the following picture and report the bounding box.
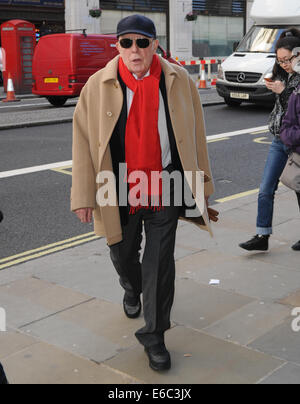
[0,94,38,102]
[0,100,225,131]
[0,118,73,131]
[203,101,225,107]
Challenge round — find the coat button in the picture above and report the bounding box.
[107,111,113,117]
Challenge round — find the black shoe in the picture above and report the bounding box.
[145,343,171,371]
[123,294,141,319]
[239,235,270,251]
[292,241,300,251]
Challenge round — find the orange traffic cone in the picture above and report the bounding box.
[199,65,207,89]
[2,73,20,103]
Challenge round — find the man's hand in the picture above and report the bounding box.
[75,208,94,223]
[265,80,285,95]
[205,197,219,223]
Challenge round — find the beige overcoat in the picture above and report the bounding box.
[71,55,215,246]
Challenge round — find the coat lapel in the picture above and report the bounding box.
[98,56,124,173]
[160,57,177,110]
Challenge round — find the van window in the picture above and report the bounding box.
[236,26,295,53]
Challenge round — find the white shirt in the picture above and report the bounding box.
[126,71,172,169]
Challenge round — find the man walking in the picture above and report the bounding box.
[72,15,218,371]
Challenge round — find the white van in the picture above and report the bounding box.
[217,0,300,106]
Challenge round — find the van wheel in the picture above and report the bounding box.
[224,97,242,107]
[46,96,68,107]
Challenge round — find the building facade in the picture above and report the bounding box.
[65,0,248,59]
[0,0,250,60]
[0,0,65,35]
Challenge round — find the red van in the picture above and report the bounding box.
[32,33,179,107]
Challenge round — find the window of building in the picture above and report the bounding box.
[0,0,64,6]
[192,0,246,57]
[100,0,168,12]
[100,0,168,49]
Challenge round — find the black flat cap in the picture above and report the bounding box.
[117,14,156,39]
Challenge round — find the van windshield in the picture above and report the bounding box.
[236,26,293,53]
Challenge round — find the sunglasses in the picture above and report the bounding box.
[119,38,152,49]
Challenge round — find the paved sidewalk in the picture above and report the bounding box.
[0,187,299,384]
[0,87,224,130]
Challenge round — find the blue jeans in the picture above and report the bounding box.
[257,138,290,235]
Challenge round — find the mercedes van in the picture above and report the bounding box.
[217,0,300,106]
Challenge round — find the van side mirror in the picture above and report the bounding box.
[233,41,239,52]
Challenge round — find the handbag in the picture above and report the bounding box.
[280,152,300,192]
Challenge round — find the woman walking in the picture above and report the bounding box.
[280,51,300,251]
[240,28,300,252]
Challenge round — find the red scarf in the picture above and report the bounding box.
[118,55,163,214]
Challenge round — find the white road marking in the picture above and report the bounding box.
[0,161,73,179]
[0,101,77,109]
[207,125,268,141]
[0,125,269,179]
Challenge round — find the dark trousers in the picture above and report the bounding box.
[109,195,180,348]
[0,363,8,385]
[297,193,300,211]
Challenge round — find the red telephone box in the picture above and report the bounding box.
[0,20,36,94]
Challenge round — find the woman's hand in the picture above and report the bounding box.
[265,80,286,94]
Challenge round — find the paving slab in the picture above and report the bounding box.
[1,340,137,384]
[244,245,300,272]
[105,326,283,384]
[0,331,38,360]
[274,218,300,245]
[203,301,291,346]
[259,363,300,384]
[211,207,255,233]
[249,318,300,365]
[20,298,144,363]
[279,289,300,307]
[238,193,299,230]
[176,250,300,301]
[30,248,123,305]
[172,278,254,330]
[0,277,92,329]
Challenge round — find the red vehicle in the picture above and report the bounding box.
[32,32,179,107]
